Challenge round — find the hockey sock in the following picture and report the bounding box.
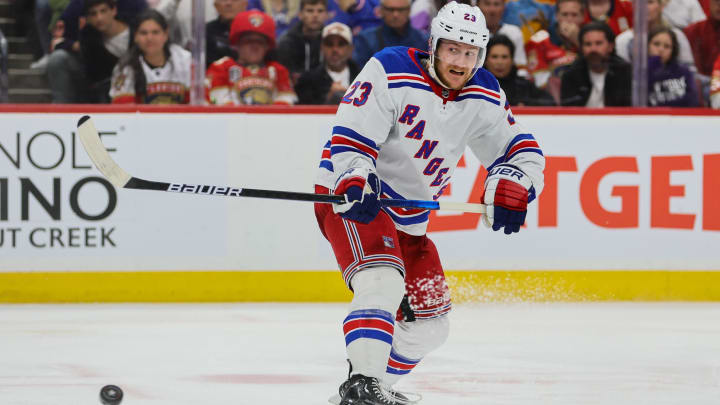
[382,316,450,385]
[344,309,395,379]
[345,267,405,379]
[384,347,422,386]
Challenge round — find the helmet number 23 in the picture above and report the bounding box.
[341,81,373,107]
[464,13,476,21]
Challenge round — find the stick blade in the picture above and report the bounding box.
[77,115,132,188]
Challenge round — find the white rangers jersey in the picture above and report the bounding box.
[315,47,545,236]
[110,44,191,104]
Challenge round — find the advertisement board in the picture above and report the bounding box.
[1,108,719,302]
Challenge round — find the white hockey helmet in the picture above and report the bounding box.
[428,2,490,88]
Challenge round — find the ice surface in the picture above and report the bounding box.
[1,303,719,404]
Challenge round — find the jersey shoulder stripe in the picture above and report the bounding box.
[468,67,502,92]
[373,46,424,75]
[457,68,502,104]
[377,48,436,95]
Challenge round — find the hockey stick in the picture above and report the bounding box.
[76,116,486,213]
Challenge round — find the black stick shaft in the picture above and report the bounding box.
[126,177,346,203]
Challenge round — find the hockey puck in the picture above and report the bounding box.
[100,384,123,405]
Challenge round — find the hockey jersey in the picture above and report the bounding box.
[525,30,577,88]
[109,44,191,104]
[582,0,633,35]
[315,47,545,236]
[205,57,297,105]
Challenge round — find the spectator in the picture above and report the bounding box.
[549,0,584,50]
[276,0,328,83]
[49,0,146,56]
[646,27,699,106]
[409,0,471,34]
[485,35,555,105]
[684,0,720,77]
[148,0,188,47]
[327,0,382,35]
[352,0,428,67]
[109,10,191,103]
[615,0,696,72]
[711,54,720,107]
[247,0,300,38]
[561,21,631,106]
[30,0,53,69]
[47,0,71,50]
[479,0,528,76]
[295,22,360,104]
[206,0,248,67]
[44,0,73,72]
[206,10,297,104]
[526,0,582,88]
[663,0,706,30]
[583,0,633,35]
[47,0,140,103]
[502,0,556,41]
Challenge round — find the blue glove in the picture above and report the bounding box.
[333,167,381,224]
[482,164,531,234]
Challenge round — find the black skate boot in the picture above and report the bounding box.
[337,377,412,404]
[328,360,420,404]
[338,374,400,405]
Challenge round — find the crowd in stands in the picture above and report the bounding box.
[18,0,720,107]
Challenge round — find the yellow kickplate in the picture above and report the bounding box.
[1,271,719,303]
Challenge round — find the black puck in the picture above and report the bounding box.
[100,384,123,405]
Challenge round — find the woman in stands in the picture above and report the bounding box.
[484,35,556,106]
[646,26,699,107]
[110,9,191,104]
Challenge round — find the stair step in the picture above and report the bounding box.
[9,68,48,88]
[6,36,32,54]
[0,16,16,37]
[8,88,53,103]
[7,53,34,69]
[0,2,11,17]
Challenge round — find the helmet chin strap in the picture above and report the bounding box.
[427,52,455,90]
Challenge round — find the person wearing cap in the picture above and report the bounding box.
[313,2,544,404]
[205,10,298,105]
[276,0,329,83]
[295,22,360,104]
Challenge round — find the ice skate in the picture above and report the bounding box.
[328,379,420,405]
[335,374,401,405]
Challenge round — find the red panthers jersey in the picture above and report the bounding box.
[525,30,577,88]
[582,0,633,35]
[205,57,297,105]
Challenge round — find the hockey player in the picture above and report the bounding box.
[206,10,297,105]
[314,2,545,404]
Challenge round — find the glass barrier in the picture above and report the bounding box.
[3,0,717,108]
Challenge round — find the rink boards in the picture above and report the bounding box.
[1,107,719,302]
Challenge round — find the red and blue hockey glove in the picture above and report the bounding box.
[482,164,532,235]
[333,167,381,224]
